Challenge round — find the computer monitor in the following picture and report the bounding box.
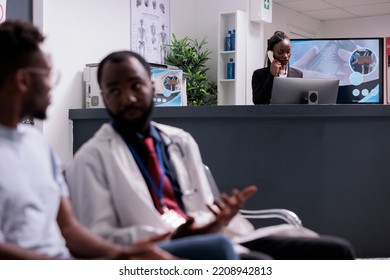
[270,77,339,104]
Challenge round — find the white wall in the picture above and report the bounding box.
[38,0,131,165]
[266,4,323,40]
[247,21,264,105]
[170,0,195,39]
[322,15,390,38]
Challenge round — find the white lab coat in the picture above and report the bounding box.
[66,122,255,245]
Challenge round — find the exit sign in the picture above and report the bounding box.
[264,0,270,10]
[251,0,272,23]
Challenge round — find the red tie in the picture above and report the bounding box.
[140,137,187,219]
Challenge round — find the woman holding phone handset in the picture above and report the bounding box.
[252,31,303,104]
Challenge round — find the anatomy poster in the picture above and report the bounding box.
[0,0,7,23]
[130,0,170,64]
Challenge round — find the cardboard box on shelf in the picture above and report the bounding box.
[151,69,185,107]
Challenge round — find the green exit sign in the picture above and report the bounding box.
[264,0,270,10]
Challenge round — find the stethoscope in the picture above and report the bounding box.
[156,128,198,197]
[157,128,185,159]
[122,126,196,197]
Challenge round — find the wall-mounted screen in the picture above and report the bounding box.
[290,38,384,104]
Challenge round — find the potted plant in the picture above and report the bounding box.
[164,34,217,105]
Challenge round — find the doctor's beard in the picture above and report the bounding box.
[106,99,155,134]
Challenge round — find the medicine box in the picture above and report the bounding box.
[151,69,184,107]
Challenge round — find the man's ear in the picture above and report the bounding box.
[14,69,30,94]
[101,91,109,108]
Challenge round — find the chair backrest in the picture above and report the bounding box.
[203,164,221,199]
[203,164,303,227]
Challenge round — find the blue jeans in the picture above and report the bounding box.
[159,234,238,260]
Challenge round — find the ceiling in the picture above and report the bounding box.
[273,0,390,21]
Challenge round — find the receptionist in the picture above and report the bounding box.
[252,31,303,104]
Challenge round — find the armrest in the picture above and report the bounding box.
[240,209,303,228]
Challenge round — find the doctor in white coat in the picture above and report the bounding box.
[66,50,355,260]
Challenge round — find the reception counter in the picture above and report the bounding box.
[69,105,390,258]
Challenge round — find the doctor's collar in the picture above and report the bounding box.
[111,120,162,144]
[135,124,162,144]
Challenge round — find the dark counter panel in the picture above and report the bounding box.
[69,105,390,258]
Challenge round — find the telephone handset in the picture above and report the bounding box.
[267,50,274,63]
[268,50,285,76]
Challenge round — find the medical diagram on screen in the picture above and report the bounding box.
[290,39,382,103]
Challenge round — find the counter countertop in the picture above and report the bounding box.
[69,104,390,120]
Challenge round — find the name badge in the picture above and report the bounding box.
[161,207,186,229]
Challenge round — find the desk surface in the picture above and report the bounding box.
[69,104,390,120]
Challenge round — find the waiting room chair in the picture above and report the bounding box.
[203,165,303,228]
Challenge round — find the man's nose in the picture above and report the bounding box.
[121,90,138,104]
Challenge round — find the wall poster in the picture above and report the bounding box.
[130,0,170,64]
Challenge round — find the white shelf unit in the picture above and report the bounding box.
[217,11,247,105]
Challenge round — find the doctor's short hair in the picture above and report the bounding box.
[97,50,151,88]
[0,20,45,88]
[267,31,290,51]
